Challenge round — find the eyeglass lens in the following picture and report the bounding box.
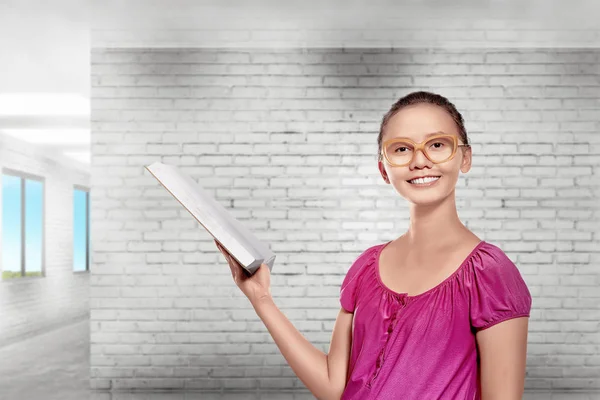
[384,136,455,165]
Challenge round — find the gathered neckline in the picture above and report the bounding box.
[374,240,487,300]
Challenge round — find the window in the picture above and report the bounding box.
[73,186,90,272]
[1,170,45,280]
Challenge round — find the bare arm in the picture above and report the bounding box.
[476,316,529,400]
[214,241,353,400]
[252,297,353,400]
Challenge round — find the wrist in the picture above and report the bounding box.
[251,294,274,309]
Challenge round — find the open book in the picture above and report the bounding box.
[145,162,276,275]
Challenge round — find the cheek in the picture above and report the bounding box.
[385,167,409,181]
[438,156,463,174]
[438,164,459,176]
[437,166,460,185]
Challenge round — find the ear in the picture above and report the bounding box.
[378,159,389,183]
[460,146,472,173]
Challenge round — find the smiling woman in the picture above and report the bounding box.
[336,90,532,399]
[376,92,473,205]
[218,90,532,400]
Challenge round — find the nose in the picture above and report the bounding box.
[409,148,432,169]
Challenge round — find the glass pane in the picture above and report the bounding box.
[87,192,90,270]
[2,174,22,279]
[74,189,88,272]
[25,179,43,276]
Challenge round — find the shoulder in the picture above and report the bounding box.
[340,242,386,292]
[467,241,532,330]
[339,242,383,313]
[467,241,531,295]
[471,241,522,275]
[466,241,532,303]
[342,243,382,283]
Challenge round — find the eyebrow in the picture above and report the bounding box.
[391,131,449,140]
[423,131,446,138]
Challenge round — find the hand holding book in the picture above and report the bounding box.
[215,239,272,305]
[145,162,276,276]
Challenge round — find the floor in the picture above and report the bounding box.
[0,320,598,400]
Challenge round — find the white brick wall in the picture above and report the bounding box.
[0,133,90,345]
[90,48,600,392]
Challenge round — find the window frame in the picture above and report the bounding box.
[1,168,46,281]
[73,184,90,274]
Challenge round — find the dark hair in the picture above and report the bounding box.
[377,91,469,161]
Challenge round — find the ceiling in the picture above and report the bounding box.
[0,0,598,172]
[0,0,89,170]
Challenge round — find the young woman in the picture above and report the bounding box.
[215,91,532,400]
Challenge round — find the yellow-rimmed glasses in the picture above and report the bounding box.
[379,134,470,167]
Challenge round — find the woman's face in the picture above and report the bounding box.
[377,103,472,205]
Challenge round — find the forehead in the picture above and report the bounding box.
[383,103,459,142]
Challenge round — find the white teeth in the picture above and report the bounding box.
[409,176,440,184]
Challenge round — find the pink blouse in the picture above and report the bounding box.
[339,240,532,400]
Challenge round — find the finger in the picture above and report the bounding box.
[229,264,237,280]
[222,252,237,276]
[214,242,239,281]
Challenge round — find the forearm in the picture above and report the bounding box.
[252,296,340,400]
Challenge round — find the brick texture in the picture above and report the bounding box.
[90,48,600,392]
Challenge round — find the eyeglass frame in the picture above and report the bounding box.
[378,133,471,167]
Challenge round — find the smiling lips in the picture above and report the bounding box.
[407,176,441,185]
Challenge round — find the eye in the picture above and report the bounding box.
[430,141,445,148]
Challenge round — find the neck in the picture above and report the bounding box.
[404,189,467,248]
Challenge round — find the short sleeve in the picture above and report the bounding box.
[340,245,378,313]
[469,245,532,332]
